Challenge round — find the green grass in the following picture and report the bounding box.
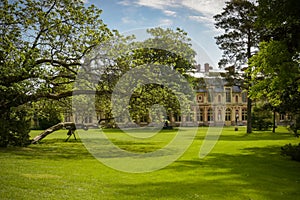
[1,126,300,200]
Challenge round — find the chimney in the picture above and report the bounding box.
[204,63,210,72]
[196,64,201,72]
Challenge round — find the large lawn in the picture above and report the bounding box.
[0,126,300,200]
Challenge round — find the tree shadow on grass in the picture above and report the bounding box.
[0,138,93,160]
[195,131,296,141]
[112,145,300,200]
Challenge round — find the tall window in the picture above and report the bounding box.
[217,110,222,121]
[242,92,247,102]
[174,113,181,122]
[225,88,231,103]
[207,108,214,121]
[197,108,203,121]
[218,95,221,103]
[235,95,239,103]
[225,108,231,121]
[242,109,247,121]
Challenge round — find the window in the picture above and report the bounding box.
[186,112,194,122]
[235,95,239,103]
[174,113,181,122]
[197,95,203,103]
[225,88,231,103]
[207,108,214,121]
[280,114,285,121]
[217,110,222,121]
[242,109,247,121]
[218,95,221,103]
[140,115,148,123]
[197,108,203,121]
[242,92,247,102]
[225,108,231,121]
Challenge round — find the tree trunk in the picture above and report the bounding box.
[246,30,253,134]
[272,110,276,133]
[246,97,252,133]
[31,122,75,144]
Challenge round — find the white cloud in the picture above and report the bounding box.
[135,0,179,10]
[118,0,133,6]
[163,10,177,17]
[129,0,226,29]
[181,0,225,18]
[188,15,214,24]
[159,19,173,26]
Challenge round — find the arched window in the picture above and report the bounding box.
[218,95,221,103]
[207,108,214,121]
[225,108,231,121]
[217,109,222,121]
[235,95,239,103]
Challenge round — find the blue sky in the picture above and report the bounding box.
[86,0,227,68]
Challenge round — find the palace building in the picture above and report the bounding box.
[64,63,252,127]
[171,63,248,127]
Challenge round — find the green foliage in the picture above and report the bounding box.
[214,0,259,133]
[257,0,300,52]
[281,143,300,161]
[0,108,31,147]
[214,0,259,68]
[252,105,273,131]
[0,0,111,146]
[288,115,300,137]
[87,28,197,126]
[32,99,67,130]
[38,113,62,130]
[249,40,299,107]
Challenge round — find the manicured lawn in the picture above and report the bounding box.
[1,126,300,199]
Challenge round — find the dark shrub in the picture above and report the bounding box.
[252,106,273,131]
[0,109,31,147]
[281,143,300,161]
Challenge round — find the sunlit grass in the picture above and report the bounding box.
[1,126,300,199]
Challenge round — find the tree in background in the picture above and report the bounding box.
[89,28,197,127]
[0,0,111,146]
[214,0,259,133]
[248,0,300,135]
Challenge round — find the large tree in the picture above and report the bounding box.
[85,28,197,127]
[0,0,111,146]
[214,0,259,133]
[248,0,300,134]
